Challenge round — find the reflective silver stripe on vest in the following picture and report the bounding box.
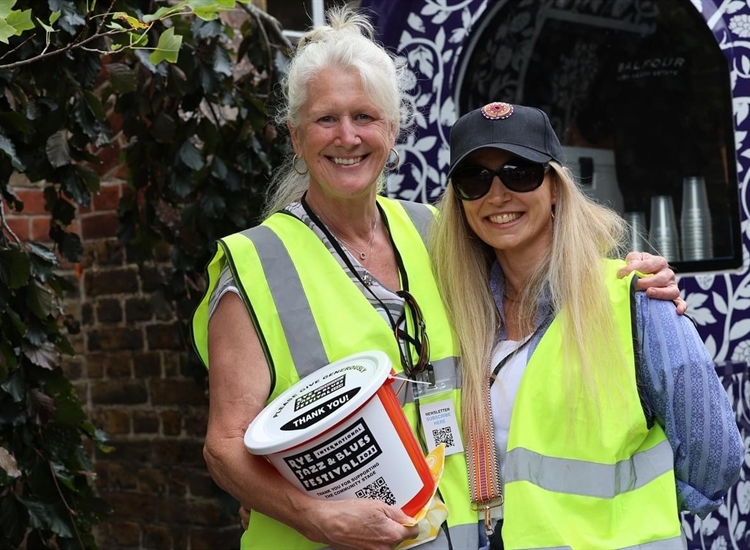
[239,226,328,378]
[538,537,684,550]
[396,199,434,245]
[397,356,461,405]
[505,438,673,498]
[423,522,477,550]
[319,521,477,550]
[621,535,686,550]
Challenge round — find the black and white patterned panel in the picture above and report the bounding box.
[363,0,750,547]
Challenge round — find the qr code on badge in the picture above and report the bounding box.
[432,426,454,448]
[355,476,396,505]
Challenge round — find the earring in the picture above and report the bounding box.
[384,148,400,171]
[551,207,556,221]
[293,155,309,175]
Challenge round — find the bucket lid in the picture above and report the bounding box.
[244,350,393,455]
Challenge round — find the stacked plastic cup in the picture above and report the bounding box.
[649,195,680,261]
[680,176,713,260]
[623,211,650,253]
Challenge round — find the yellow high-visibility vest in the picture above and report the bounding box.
[502,260,682,549]
[192,197,478,550]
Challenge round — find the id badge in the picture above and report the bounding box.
[419,399,464,456]
[410,364,463,456]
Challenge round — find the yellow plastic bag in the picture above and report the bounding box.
[397,444,449,550]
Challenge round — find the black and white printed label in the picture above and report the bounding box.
[283,418,382,489]
[280,388,360,431]
[275,402,424,505]
[419,399,463,456]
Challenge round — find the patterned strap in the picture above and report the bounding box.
[468,336,539,534]
[466,381,504,536]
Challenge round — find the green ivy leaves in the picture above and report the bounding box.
[0,212,100,548]
[0,1,289,547]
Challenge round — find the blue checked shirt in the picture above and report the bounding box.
[489,262,744,517]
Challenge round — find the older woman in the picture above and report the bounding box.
[431,102,743,550]
[191,8,683,550]
[192,9,477,549]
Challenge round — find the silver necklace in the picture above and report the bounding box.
[335,215,378,262]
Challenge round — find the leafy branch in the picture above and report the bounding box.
[0,200,21,244]
[0,0,238,69]
[0,1,291,547]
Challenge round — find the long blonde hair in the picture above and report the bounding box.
[430,163,629,437]
[262,6,410,219]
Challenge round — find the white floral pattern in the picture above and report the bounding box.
[738,480,750,514]
[730,14,750,38]
[364,0,750,546]
[734,341,750,364]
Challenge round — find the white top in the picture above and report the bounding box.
[489,338,530,519]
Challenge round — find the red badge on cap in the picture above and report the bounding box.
[481,102,513,120]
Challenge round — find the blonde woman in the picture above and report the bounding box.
[431,102,743,550]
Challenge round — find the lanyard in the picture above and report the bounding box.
[467,317,548,535]
[300,194,429,362]
[300,194,434,453]
[300,193,407,330]
[489,322,544,388]
[466,386,503,536]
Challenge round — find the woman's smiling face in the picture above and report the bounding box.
[290,66,395,201]
[459,147,556,263]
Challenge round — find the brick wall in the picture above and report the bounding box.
[7,159,243,549]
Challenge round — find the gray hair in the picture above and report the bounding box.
[262,6,412,219]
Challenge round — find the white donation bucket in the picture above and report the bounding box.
[243,351,434,516]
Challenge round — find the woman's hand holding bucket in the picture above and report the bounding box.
[303,497,419,550]
[238,496,418,549]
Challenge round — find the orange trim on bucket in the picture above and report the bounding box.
[376,382,435,517]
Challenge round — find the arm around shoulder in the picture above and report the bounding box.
[635,294,743,517]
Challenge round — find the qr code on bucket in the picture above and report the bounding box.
[432,426,454,448]
[355,476,396,505]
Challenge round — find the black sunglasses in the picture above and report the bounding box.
[451,160,550,201]
[394,290,432,379]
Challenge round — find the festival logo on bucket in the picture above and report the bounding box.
[245,352,433,514]
[293,375,347,411]
[283,418,383,490]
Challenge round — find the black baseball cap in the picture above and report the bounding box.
[448,102,564,178]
